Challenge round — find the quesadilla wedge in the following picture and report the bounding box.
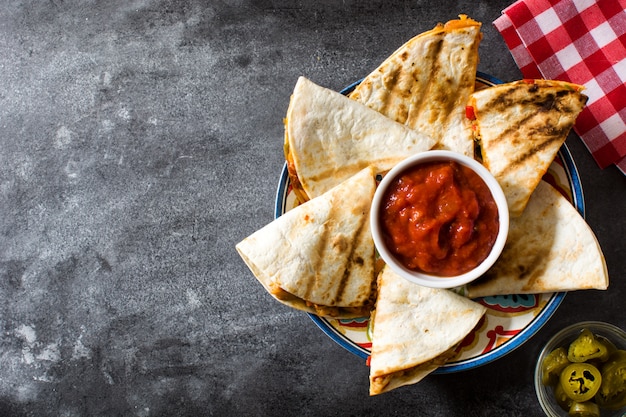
[467,79,587,217]
[284,77,436,203]
[466,180,608,298]
[236,166,377,318]
[369,265,486,395]
[349,15,482,157]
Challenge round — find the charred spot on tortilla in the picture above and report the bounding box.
[348,16,481,157]
[469,79,587,217]
[466,181,608,297]
[236,167,378,318]
[331,234,349,253]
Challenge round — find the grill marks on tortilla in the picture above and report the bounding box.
[467,180,608,297]
[407,37,449,127]
[471,80,587,217]
[357,35,445,128]
[236,166,378,317]
[306,196,370,306]
[480,85,583,172]
[334,213,368,305]
[349,21,481,157]
[502,130,568,172]
[378,36,444,127]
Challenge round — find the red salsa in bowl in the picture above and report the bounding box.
[380,160,499,276]
[370,150,509,289]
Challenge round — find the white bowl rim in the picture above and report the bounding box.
[370,150,510,289]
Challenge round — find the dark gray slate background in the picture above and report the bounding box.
[1,1,624,416]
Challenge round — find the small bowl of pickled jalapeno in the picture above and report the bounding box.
[534,321,626,417]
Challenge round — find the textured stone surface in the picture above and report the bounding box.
[0,1,624,416]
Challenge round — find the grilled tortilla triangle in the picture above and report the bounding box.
[466,180,608,298]
[284,77,436,203]
[236,166,377,319]
[349,15,482,157]
[369,265,486,396]
[468,79,588,217]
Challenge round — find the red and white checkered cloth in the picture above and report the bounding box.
[494,0,626,173]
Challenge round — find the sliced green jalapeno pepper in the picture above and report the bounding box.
[597,336,618,357]
[542,347,571,386]
[568,329,610,363]
[567,401,600,417]
[554,382,574,412]
[542,329,626,414]
[560,363,602,402]
[595,350,626,410]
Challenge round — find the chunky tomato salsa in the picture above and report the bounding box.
[380,160,499,277]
